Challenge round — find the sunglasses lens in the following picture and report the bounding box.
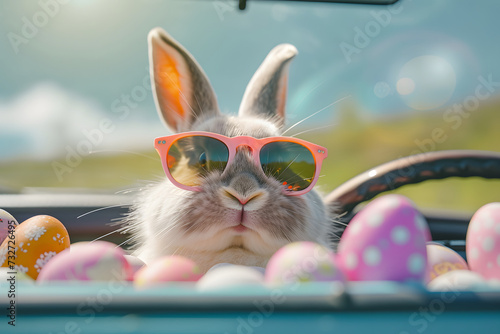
[260,141,316,192]
[167,136,229,186]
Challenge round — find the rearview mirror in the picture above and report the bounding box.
[238,0,400,10]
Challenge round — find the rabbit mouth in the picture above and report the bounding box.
[227,219,253,234]
[225,208,258,232]
[232,224,249,233]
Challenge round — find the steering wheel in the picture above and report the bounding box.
[325,150,500,224]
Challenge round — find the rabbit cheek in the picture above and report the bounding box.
[181,206,226,236]
[167,191,223,235]
[257,196,310,242]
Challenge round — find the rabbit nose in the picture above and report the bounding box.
[221,186,268,211]
[220,173,268,210]
[223,187,264,206]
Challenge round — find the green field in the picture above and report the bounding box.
[1,100,499,213]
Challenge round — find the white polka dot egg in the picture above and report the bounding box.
[337,194,431,282]
[0,215,70,280]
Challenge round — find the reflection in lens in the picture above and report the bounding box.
[260,141,315,192]
[167,136,229,187]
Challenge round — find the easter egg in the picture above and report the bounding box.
[197,264,265,291]
[37,241,132,281]
[466,202,500,280]
[427,270,486,291]
[69,241,91,250]
[337,194,431,282]
[0,215,70,280]
[134,255,202,289]
[0,209,19,244]
[207,262,266,275]
[426,243,469,283]
[265,241,345,285]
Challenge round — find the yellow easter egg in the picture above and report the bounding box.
[0,215,70,280]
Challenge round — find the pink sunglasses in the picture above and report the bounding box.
[154,131,328,196]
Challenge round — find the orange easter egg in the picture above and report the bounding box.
[0,215,70,280]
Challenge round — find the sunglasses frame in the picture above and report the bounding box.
[154,131,328,196]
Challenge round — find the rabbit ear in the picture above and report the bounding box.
[238,44,297,128]
[149,28,220,132]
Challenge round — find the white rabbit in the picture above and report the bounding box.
[124,28,336,273]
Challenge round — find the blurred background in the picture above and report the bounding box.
[0,0,499,212]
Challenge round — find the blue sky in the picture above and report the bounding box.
[0,0,499,160]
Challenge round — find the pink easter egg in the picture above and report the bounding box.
[37,241,132,281]
[466,202,500,280]
[0,209,18,245]
[134,255,202,288]
[425,243,468,283]
[337,194,431,282]
[265,241,346,285]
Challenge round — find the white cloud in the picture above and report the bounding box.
[0,83,166,162]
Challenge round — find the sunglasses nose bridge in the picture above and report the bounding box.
[234,144,259,164]
[235,144,254,154]
[229,144,261,169]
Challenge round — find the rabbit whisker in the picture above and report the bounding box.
[111,216,130,223]
[289,124,336,138]
[77,204,130,219]
[157,223,178,238]
[191,93,203,117]
[276,155,299,179]
[158,217,195,239]
[180,220,204,235]
[90,226,127,243]
[330,234,342,242]
[115,238,134,250]
[115,187,146,195]
[332,221,349,228]
[281,94,351,136]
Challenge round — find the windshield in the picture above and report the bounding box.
[1,0,499,211]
